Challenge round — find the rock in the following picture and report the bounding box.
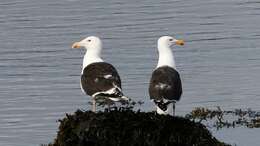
[46,108,230,146]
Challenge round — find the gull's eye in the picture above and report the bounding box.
[88,40,91,42]
[169,38,173,41]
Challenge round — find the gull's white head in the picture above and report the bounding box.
[72,36,102,53]
[72,36,104,71]
[156,36,184,68]
[157,36,184,49]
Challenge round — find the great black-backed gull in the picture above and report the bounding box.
[72,36,128,112]
[149,36,184,116]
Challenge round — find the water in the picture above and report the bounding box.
[0,0,260,145]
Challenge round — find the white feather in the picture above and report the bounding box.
[104,74,112,79]
[108,97,121,101]
[155,83,171,89]
[80,81,86,94]
[156,102,175,116]
[92,87,116,97]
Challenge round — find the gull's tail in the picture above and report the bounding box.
[154,100,176,116]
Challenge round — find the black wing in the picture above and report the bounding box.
[81,62,121,96]
[149,66,182,101]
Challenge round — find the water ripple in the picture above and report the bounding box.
[1,0,260,145]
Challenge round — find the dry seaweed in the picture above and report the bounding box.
[186,107,260,129]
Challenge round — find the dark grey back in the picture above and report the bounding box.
[149,66,182,101]
[81,62,121,96]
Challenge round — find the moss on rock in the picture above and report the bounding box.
[48,109,229,146]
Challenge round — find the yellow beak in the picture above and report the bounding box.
[175,40,185,46]
[72,42,81,49]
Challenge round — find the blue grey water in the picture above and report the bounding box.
[0,0,260,145]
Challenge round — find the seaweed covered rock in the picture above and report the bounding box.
[48,109,229,146]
